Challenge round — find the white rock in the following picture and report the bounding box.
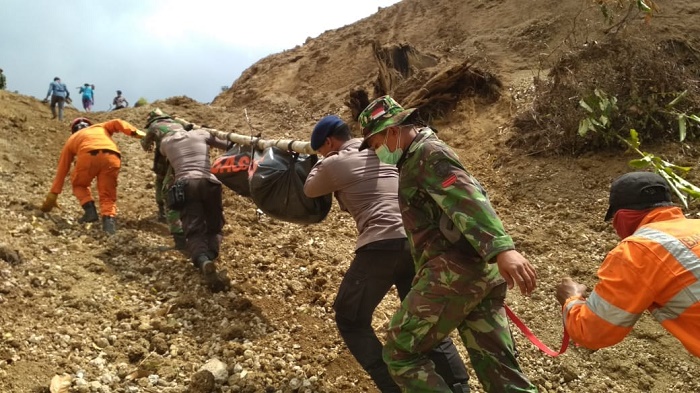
[89,355,106,369]
[88,381,102,392]
[200,358,228,383]
[28,334,44,344]
[100,373,114,385]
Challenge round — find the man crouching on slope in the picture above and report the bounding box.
[556,171,700,358]
[40,117,145,234]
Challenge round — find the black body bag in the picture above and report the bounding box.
[249,147,332,224]
[211,144,258,197]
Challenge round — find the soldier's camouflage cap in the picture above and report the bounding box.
[145,107,172,128]
[358,95,415,151]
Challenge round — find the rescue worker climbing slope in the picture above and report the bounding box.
[303,116,471,393]
[159,126,231,292]
[556,171,700,357]
[141,108,193,250]
[40,117,145,234]
[359,95,538,392]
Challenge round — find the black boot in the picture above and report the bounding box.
[102,216,116,235]
[78,201,99,223]
[157,203,166,223]
[452,383,470,393]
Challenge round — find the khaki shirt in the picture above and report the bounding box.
[304,139,406,250]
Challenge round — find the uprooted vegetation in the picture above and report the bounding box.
[511,34,700,155]
[345,42,503,126]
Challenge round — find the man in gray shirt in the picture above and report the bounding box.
[304,116,470,393]
[45,77,69,121]
[160,127,230,292]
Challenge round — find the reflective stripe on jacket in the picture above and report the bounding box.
[563,207,700,357]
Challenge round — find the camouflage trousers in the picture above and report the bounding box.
[156,166,183,236]
[383,250,537,393]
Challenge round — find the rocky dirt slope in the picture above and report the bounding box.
[2,0,700,392]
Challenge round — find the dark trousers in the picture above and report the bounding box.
[333,239,469,393]
[180,178,224,266]
[50,95,65,120]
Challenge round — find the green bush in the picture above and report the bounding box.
[134,97,148,108]
[512,36,700,155]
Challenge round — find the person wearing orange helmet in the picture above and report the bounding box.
[40,117,145,234]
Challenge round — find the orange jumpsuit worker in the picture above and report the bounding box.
[556,171,700,358]
[40,117,144,234]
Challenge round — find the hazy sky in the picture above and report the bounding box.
[1,0,401,111]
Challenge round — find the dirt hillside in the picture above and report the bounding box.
[2,0,700,392]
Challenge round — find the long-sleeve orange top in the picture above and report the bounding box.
[50,119,141,195]
[563,207,700,357]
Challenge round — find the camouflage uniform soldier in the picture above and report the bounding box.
[359,95,538,393]
[141,108,193,250]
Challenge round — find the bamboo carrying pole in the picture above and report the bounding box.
[200,127,317,155]
[182,108,316,154]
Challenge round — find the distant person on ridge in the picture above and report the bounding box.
[79,83,95,112]
[40,117,145,234]
[112,90,128,110]
[0,68,6,90]
[45,77,70,121]
[303,115,472,393]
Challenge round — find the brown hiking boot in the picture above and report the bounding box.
[200,260,230,293]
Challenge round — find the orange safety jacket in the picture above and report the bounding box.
[563,207,700,357]
[50,119,141,195]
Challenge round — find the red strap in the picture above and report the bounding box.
[505,304,569,357]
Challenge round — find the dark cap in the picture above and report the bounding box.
[310,115,347,151]
[604,171,673,221]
